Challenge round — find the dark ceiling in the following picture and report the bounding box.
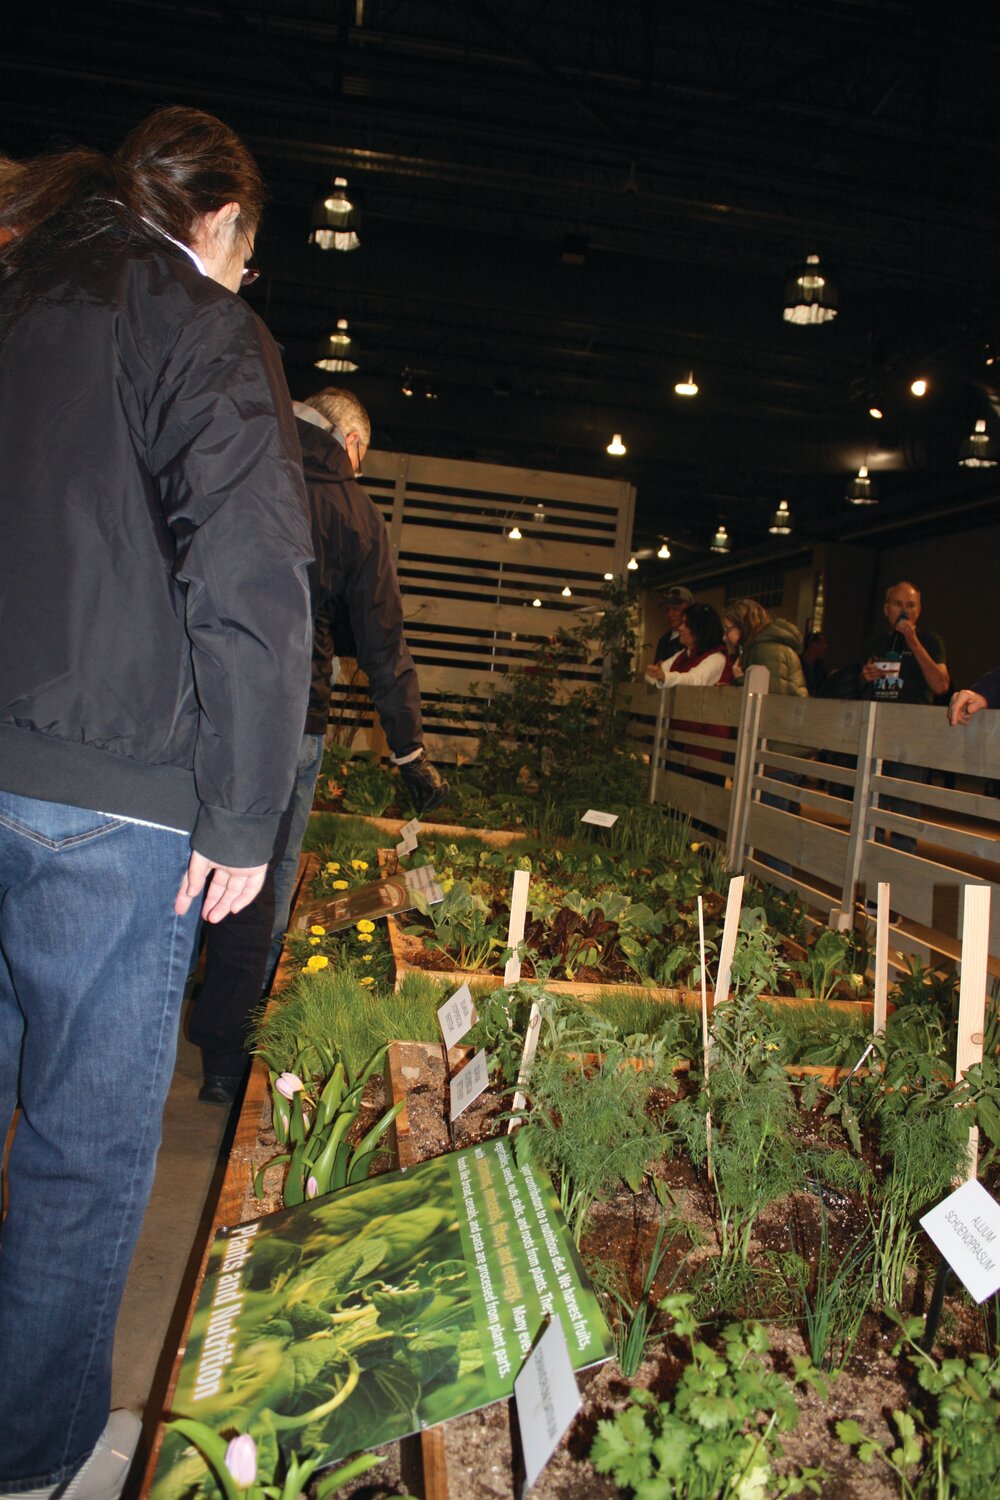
[3,0,999,582]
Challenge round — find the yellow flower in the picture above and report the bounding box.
[360,975,375,987]
[309,937,321,945]
[305,954,329,972]
[356,932,373,943]
[690,842,703,852]
[310,924,326,936]
[351,859,369,872]
[357,919,375,933]
[331,880,349,890]
[325,862,341,874]
[362,954,373,963]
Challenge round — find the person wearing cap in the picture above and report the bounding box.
[653,585,694,666]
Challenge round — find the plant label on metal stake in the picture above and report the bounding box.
[713,874,745,1010]
[580,809,618,828]
[873,881,890,1036]
[395,816,420,857]
[920,1180,1000,1303]
[514,1315,581,1496]
[450,1049,490,1121]
[504,868,530,986]
[438,981,478,1052]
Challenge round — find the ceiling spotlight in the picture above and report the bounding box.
[401,371,414,397]
[674,371,699,397]
[869,405,884,420]
[309,176,361,251]
[627,556,639,571]
[657,541,671,560]
[958,418,997,468]
[783,254,838,325]
[710,523,730,554]
[603,572,614,581]
[845,465,876,504]
[768,500,793,535]
[314,319,358,372]
[607,433,626,456]
[910,377,928,397]
[507,525,522,541]
[424,384,438,400]
[532,597,542,607]
[561,585,572,597]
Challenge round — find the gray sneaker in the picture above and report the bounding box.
[2,1412,141,1500]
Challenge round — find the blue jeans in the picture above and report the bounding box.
[0,791,198,1488]
[265,732,324,987]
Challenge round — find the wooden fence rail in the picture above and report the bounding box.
[642,673,1000,973]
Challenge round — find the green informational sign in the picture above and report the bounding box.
[152,1139,612,1495]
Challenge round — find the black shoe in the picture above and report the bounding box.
[199,1074,242,1105]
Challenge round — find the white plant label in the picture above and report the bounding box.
[514,1315,581,1492]
[403,863,444,905]
[395,816,420,856]
[449,1048,490,1121]
[580,809,618,827]
[920,1178,1000,1303]
[438,982,478,1051]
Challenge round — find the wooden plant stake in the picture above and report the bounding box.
[955,884,990,1180]
[873,881,890,1037]
[713,874,745,1010]
[698,895,713,1184]
[504,869,538,1132]
[921,883,991,1353]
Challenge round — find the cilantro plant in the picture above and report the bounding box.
[590,1294,827,1498]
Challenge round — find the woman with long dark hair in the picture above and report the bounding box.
[0,109,312,1497]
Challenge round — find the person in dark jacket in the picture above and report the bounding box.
[0,109,312,1498]
[191,389,447,1100]
[949,668,1000,723]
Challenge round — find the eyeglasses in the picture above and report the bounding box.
[240,226,261,287]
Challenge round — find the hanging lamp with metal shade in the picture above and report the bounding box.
[309,176,361,251]
[783,254,838,325]
[768,500,793,535]
[958,418,998,468]
[845,465,875,504]
[710,523,730,553]
[314,319,359,372]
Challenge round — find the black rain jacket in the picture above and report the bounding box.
[297,418,421,756]
[0,239,313,866]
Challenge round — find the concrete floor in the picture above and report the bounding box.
[114,1010,239,1486]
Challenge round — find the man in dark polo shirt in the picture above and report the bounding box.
[859,581,949,853]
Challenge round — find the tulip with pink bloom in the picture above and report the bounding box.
[306,1175,319,1199]
[275,1071,305,1099]
[224,1434,257,1489]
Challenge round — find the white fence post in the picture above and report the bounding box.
[831,699,876,930]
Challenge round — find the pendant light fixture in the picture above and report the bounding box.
[627,555,639,571]
[783,254,838,325]
[507,525,522,540]
[561,585,572,597]
[674,372,699,397]
[309,176,361,251]
[603,572,614,581]
[710,523,730,554]
[845,465,875,504]
[314,319,359,372]
[606,433,626,456]
[958,419,997,468]
[657,540,671,559]
[768,500,792,535]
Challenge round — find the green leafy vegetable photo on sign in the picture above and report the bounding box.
[152,1138,612,1495]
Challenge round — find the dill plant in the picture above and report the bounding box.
[513,1050,669,1244]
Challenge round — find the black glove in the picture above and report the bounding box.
[398,748,450,817]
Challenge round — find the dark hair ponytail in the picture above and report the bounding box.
[0,106,265,302]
